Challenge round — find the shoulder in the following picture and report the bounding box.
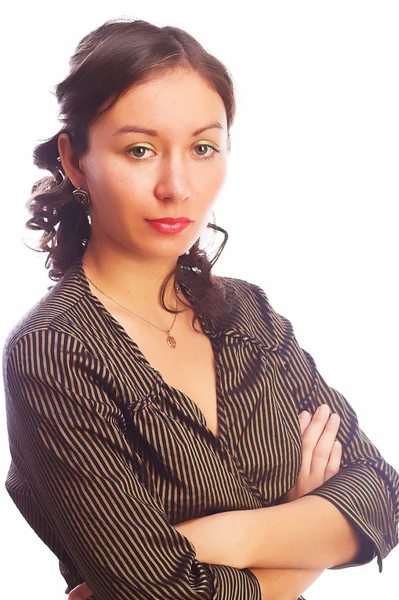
[218,274,273,319]
[217,275,297,351]
[3,261,89,363]
[214,275,276,342]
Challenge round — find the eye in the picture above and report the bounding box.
[126,145,155,161]
[126,143,220,162]
[193,143,220,161]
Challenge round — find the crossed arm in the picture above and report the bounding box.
[173,405,370,599]
[175,495,367,600]
[70,404,368,600]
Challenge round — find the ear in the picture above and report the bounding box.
[57,133,87,189]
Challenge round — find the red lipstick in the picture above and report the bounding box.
[145,217,192,234]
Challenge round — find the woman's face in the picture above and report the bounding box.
[73,68,229,261]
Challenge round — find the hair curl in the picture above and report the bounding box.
[26,16,237,332]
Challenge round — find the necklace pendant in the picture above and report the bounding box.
[166,332,176,349]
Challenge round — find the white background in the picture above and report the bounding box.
[1,1,398,598]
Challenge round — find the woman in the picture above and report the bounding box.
[3,17,398,600]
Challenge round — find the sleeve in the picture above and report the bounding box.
[249,283,399,573]
[3,328,261,600]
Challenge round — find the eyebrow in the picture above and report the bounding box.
[112,122,224,137]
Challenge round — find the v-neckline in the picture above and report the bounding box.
[74,258,227,442]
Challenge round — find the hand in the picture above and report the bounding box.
[68,582,93,599]
[280,404,342,503]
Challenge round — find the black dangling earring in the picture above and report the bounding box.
[72,188,91,212]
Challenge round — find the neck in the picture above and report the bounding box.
[81,245,186,322]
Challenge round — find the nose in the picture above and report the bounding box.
[154,153,190,203]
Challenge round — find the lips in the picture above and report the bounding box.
[147,217,192,224]
[146,216,193,234]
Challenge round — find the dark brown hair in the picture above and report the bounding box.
[26,16,236,332]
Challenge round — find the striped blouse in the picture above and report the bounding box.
[3,257,399,600]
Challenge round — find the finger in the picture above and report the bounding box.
[301,404,332,472]
[325,439,343,480]
[309,413,341,478]
[298,410,312,435]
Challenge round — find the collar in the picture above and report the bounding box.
[61,256,278,354]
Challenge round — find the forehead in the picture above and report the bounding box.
[93,68,227,136]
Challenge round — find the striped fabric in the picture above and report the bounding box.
[3,257,399,599]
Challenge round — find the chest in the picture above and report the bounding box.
[111,308,219,437]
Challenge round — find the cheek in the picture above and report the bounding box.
[204,163,227,199]
[85,153,227,207]
[86,158,142,204]
[194,151,226,182]
[212,157,228,185]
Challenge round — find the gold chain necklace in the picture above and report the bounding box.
[84,272,180,349]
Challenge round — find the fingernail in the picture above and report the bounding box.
[318,404,330,414]
[299,411,310,419]
[330,413,340,423]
